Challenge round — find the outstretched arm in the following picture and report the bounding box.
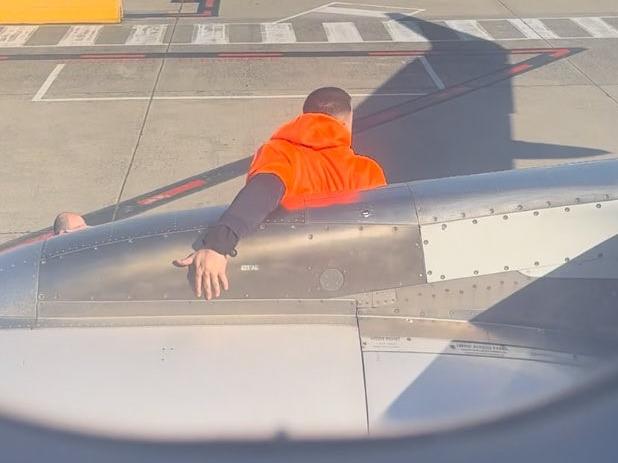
[174,173,285,299]
[203,173,285,256]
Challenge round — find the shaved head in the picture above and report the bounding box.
[53,212,87,235]
[303,87,352,118]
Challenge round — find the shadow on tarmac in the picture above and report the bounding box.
[356,18,615,430]
[353,16,607,183]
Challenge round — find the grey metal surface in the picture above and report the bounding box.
[0,324,367,438]
[358,317,612,361]
[38,220,426,303]
[305,183,416,225]
[37,299,357,327]
[409,160,618,225]
[362,350,594,431]
[0,241,43,327]
[419,199,618,282]
[358,316,606,432]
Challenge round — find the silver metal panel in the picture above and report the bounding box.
[358,317,615,358]
[37,299,356,327]
[420,200,618,282]
[38,222,425,303]
[359,316,603,432]
[355,271,535,319]
[0,242,43,325]
[42,207,224,260]
[410,160,618,225]
[0,324,367,438]
[305,184,416,224]
[363,350,594,433]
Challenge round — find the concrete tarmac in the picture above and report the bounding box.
[0,0,617,243]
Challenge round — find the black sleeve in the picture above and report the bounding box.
[203,173,285,256]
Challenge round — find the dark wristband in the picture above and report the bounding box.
[202,224,238,257]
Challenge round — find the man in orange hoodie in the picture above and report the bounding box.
[175,87,386,299]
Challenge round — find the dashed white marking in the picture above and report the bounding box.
[419,56,445,89]
[507,19,542,39]
[571,17,618,38]
[192,24,228,44]
[521,18,558,39]
[319,6,391,18]
[32,63,65,102]
[0,25,38,47]
[383,20,427,42]
[323,22,363,42]
[261,23,296,43]
[125,24,168,45]
[59,25,103,46]
[444,20,492,40]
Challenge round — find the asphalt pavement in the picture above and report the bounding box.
[1,0,617,244]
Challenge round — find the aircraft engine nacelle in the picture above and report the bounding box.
[1,160,618,336]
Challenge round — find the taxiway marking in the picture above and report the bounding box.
[419,56,445,90]
[323,22,363,42]
[261,23,297,43]
[32,63,65,102]
[383,20,427,42]
[126,25,168,45]
[571,17,618,38]
[0,26,37,46]
[192,23,228,44]
[507,19,542,39]
[59,25,103,46]
[444,20,492,40]
[34,92,427,103]
[522,18,559,39]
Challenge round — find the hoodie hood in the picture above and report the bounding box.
[271,113,352,150]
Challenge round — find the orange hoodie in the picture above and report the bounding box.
[247,113,386,209]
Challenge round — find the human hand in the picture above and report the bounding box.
[174,248,229,300]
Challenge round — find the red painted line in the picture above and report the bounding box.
[509,63,533,74]
[368,51,424,57]
[200,11,212,16]
[80,53,147,60]
[137,179,206,206]
[218,52,283,58]
[550,49,571,58]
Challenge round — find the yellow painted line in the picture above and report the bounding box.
[0,0,122,25]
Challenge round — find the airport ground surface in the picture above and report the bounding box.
[1,0,618,244]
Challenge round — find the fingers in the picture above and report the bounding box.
[174,253,194,267]
[220,271,229,292]
[211,272,221,298]
[203,272,212,300]
[194,261,203,298]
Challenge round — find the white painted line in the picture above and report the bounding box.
[444,20,493,40]
[0,25,38,47]
[323,22,363,43]
[59,25,103,46]
[261,23,296,43]
[320,6,390,18]
[125,24,168,45]
[35,92,428,103]
[419,56,445,90]
[507,18,542,39]
[522,18,559,39]
[383,20,427,42]
[571,17,618,38]
[192,24,228,44]
[274,2,338,23]
[32,63,65,102]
